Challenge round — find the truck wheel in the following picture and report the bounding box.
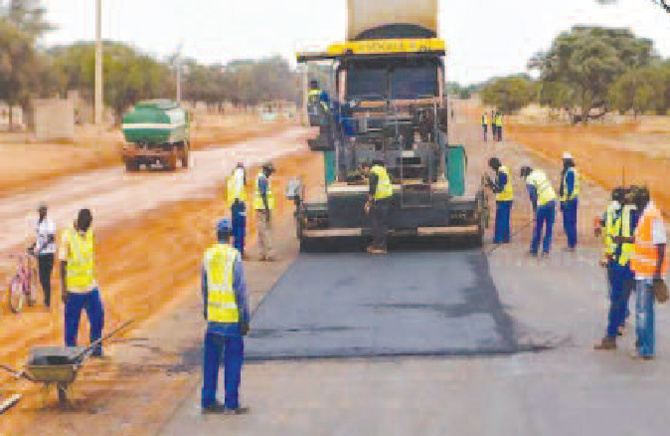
[165,147,178,171]
[125,160,139,172]
[181,143,190,168]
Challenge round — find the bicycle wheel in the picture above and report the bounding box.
[8,276,25,313]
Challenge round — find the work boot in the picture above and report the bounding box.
[594,336,616,350]
[202,401,228,414]
[223,406,250,415]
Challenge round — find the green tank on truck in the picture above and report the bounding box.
[121,99,191,171]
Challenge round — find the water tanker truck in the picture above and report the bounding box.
[292,0,489,251]
[121,99,191,171]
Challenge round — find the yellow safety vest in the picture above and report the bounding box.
[482,115,488,125]
[370,165,393,200]
[495,115,503,127]
[610,204,637,266]
[204,243,240,323]
[526,170,556,207]
[226,169,247,204]
[603,201,621,257]
[495,166,514,202]
[560,167,580,202]
[253,171,276,210]
[65,228,95,291]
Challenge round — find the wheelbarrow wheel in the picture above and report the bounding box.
[8,276,25,313]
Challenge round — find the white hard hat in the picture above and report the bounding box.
[562,151,573,160]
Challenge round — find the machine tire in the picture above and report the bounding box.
[299,236,319,253]
[165,147,178,171]
[124,159,140,172]
[181,142,190,168]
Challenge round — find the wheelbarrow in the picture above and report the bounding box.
[0,320,133,405]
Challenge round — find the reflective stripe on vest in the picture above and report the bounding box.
[253,170,276,210]
[227,169,247,204]
[204,244,239,323]
[370,165,393,200]
[560,168,580,201]
[614,204,637,266]
[482,115,488,125]
[66,229,95,291]
[632,203,669,278]
[603,202,620,256]
[495,166,514,202]
[495,115,503,127]
[527,170,556,206]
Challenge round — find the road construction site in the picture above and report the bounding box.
[1,100,670,435]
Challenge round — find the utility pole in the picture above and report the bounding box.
[175,42,184,104]
[95,0,103,127]
[301,65,308,126]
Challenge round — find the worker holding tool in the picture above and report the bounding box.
[201,218,250,414]
[628,186,668,360]
[254,162,276,261]
[495,112,503,141]
[59,209,105,357]
[486,158,513,244]
[361,160,393,254]
[481,113,488,142]
[520,166,557,256]
[595,187,638,350]
[34,202,56,308]
[559,152,580,251]
[227,162,247,258]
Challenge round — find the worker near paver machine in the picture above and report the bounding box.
[559,152,580,251]
[520,166,557,257]
[361,160,393,254]
[34,202,56,308]
[201,218,250,414]
[486,158,514,244]
[481,113,488,142]
[254,163,276,261]
[227,162,248,257]
[59,208,105,357]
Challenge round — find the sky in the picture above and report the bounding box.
[42,0,670,86]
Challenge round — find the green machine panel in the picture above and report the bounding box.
[446,145,467,197]
[324,150,336,186]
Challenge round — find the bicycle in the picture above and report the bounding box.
[6,249,38,313]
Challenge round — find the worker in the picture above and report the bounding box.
[59,209,104,357]
[34,202,56,308]
[201,218,250,414]
[495,112,503,141]
[559,152,580,251]
[254,163,276,261]
[490,110,497,141]
[486,158,514,244]
[628,186,668,359]
[594,187,638,350]
[227,162,247,257]
[481,113,488,141]
[520,166,557,256]
[361,160,393,254]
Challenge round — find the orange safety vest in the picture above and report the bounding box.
[632,202,669,278]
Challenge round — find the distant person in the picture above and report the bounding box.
[451,108,454,120]
[559,152,580,251]
[254,163,276,261]
[201,219,250,414]
[227,162,247,257]
[495,112,503,141]
[520,166,557,256]
[490,110,497,140]
[481,112,488,141]
[486,158,513,244]
[361,160,393,254]
[34,202,56,308]
[60,209,104,357]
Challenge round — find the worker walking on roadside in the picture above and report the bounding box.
[495,112,503,141]
[227,162,248,258]
[628,186,668,360]
[595,187,638,350]
[34,202,56,308]
[490,110,497,141]
[361,160,393,254]
[520,166,557,256]
[481,113,488,142]
[559,152,580,251]
[59,209,105,357]
[486,158,513,244]
[201,218,250,414]
[254,163,276,261]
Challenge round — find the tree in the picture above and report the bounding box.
[6,0,53,38]
[479,75,536,113]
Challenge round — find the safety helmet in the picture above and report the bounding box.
[562,151,573,160]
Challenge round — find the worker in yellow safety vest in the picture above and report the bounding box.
[59,209,105,357]
[200,218,250,414]
[481,113,489,141]
[486,158,514,243]
[254,163,276,261]
[520,166,557,256]
[495,113,503,141]
[559,152,580,251]
[227,162,248,257]
[361,160,393,254]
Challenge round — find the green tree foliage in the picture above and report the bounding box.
[479,75,536,113]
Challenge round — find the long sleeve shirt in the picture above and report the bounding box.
[526,184,538,212]
[201,253,250,337]
[258,174,270,209]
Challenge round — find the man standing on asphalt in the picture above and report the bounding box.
[60,208,105,357]
[486,158,514,244]
[361,160,393,254]
[254,163,276,261]
[481,112,488,142]
[201,218,250,414]
[629,186,668,360]
[559,152,580,251]
[227,162,247,258]
[520,166,557,257]
[495,112,503,141]
[34,202,56,308]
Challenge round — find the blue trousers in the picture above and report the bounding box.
[561,198,578,248]
[606,262,634,338]
[64,288,104,355]
[635,279,655,357]
[231,202,246,256]
[531,202,555,254]
[482,125,488,141]
[201,330,244,409]
[494,201,512,243]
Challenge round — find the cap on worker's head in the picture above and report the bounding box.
[612,187,625,202]
[236,161,244,168]
[38,202,47,211]
[360,161,371,169]
[310,79,318,88]
[216,218,233,235]
[488,157,501,169]
[372,159,385,167]
[519,166,532,178]
[263,162,275,173]
[562,151,573,160]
